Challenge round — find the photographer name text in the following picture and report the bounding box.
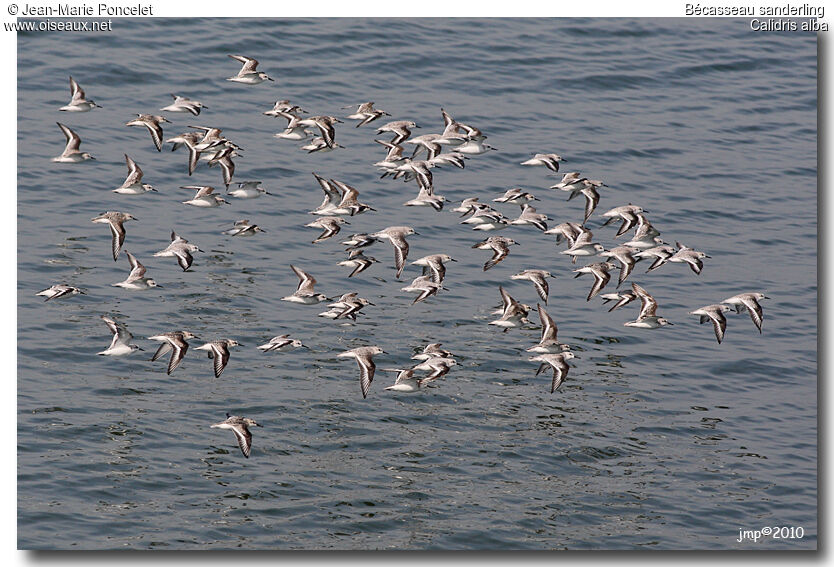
[19,3,152,16]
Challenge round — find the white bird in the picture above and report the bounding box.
[520,153,565,172]
[211,414,262,458]
[669,242,711,275]
[337,346,385,398]
[112,251,160,291]
[338,249,379,278]
[689,304,732,344]
[148,331,196,375]
[97,315,141,356]
[526,303,571,354]
[489,286,531,329]
[90,211,136,261]
[511,269,552,303]
[125,114,170,152]
[160,94,206,116]
[623,283,674,329]
[227,54,274,84]
[257,334,305,353]
[473,236,518,271]
[721,292,769,333]
[573,262,617,301]
[153,230,200,271]
[114,154,156,194]
[195,339,241,378]
[59,76,100,112]
[281,265,328,304]
[36,284,85,302]
[529,352,577,393]
[227,181,272,199]
[52,122,94,162]
[181,185,228,207]
[371,226,417,279]
[401,275,442,305]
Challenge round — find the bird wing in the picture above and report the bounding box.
[631,282,658,318]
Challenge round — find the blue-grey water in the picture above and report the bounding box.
[17,18,817,550]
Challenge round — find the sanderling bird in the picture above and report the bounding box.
[411,343,453,361]
[227,181,272,199]
[412,356,456,386]
[599,245,638,287]
[166,130,202,153]
[561,228,604,264]
[377,120,418,145]
[473,236,518,271]
[59,76,100,112]
[721,292,769,333]
[148,330,196,375]
[527,303,571,354]
[206,146,236,188]
[509,204,548,231]
[412,254,455,284]
[310,173,344,216]
[306,217,348,243]
[382,368,421,393]
[319,293,373,321]
[689,304,732,344]
[624,283,674,329]
[404,186,445,211]
[600,204,644,237]
[114,154,156,195]
[489,286,532,329]
[451,197,481,214]
[344,102,391,127]
[341,233,379,251]
[181,185,228,207]
[337,346,385,398]
[264,99,306,116]
[373,140,406,171]
[549,172,584,192]
[154,230,200,271]
[258,335,305,353]
[281,265,328,304]
[544,221,583,246]
[223,219,266,237]
[52,122,94,162]
[577,184,601,224]
[298,115,342,148]
[453,138,496,155]
[573,261,617,301]
[391,159,434,192]
[273,112,313,140]
[91,211,136,261]
[371,226,416,279]
[529,352,576,393]
[599,290,638,312]
[126,114,170,152]
[669,242,710,275]
[338,249,379,277]
[401,275,442,305]
[520,153,565,172]
[624,214,662,249]
[36,284,85,302]
[511,269,552,303]
[211,414,262,458]
[634,243,676,273]
[112,251,160,291]
[328,179,375,216]
[467,208,508,231]
[195,339,240,378]
[160,94,206,116]
[302,136,344,153]
[97,315,141,356]
[493,188,538,206]
[227,54,274,84]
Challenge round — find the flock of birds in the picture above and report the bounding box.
[37,54,770,459]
